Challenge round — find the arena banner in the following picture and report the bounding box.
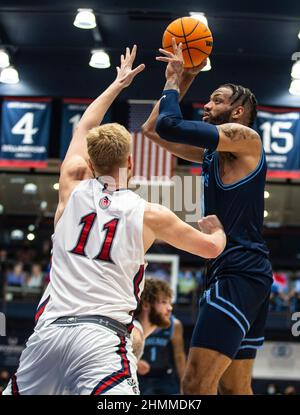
[59,99,111,160]
[192,103,300,178]
[254,106,300,178]
[0,98,51,168]
[128,100,174,182]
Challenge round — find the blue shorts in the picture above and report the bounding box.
[191,253,272,360]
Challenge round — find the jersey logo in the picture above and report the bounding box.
[99,195,111,210]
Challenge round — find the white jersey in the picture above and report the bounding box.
[36,179,146,328]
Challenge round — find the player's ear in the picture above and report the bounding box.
[143,301,151,311]
[88,159,96,178]
[231,105,244,120]
[128,153,133,172]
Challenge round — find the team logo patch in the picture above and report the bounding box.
[127,377,139,394]
[99,195,111,209]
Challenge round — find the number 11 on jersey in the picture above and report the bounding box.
[70,212,119,264]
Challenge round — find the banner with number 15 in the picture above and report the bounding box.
[0,98,51,168]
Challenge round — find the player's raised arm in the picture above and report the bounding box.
[143,202,226,259]
[155,39,261,156]
[55,46,145,225]
[61,45,144,170]
[141,63,206,163]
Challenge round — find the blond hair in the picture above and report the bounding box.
[86,123,132,175]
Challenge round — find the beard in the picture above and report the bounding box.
[203,108,233,125]
[149,305,171,329]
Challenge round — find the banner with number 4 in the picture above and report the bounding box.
[0,98,51,168]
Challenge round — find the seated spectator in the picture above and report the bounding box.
[26,263,44,289]
[0,370,10,393]
[284,385,297,395]
[177,269,197,304]
[6,263,26,287]
[289,290,300,314]
[269,286,289,312]
[266,383,279,395]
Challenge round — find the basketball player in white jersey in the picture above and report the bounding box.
[3,45,226,396]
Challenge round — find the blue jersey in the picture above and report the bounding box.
[202,147,272,283]
[142,316,175,376]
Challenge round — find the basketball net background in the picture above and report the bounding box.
[128,100,174,184]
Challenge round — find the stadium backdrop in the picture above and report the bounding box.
[0,97,300,179]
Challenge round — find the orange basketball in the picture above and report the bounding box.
[162,16,213,68]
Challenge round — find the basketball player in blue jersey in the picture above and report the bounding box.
[142,38,273,395]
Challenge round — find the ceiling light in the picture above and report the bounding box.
[0,49,10,68]
[291,60,300,79]
[53,183,59,190]
[289,79,300,95]
[40,201,48,210]
[264,191,270,199]
[0,204,4,214]
[89,50,110,69]
[27,233,35,241]
[201,57,211,71]
[28,224,35,231]
[11,229,24,240]
[298,30,300,39]
[23,183,38,194]
[0,66,19,84]
[264,210,269,218]
[73,9,96,29]
[189,12,208,27]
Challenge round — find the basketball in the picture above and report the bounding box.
[162,16,213,68]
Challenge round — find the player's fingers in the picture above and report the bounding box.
[172,37,178,52]
[155,57,174,62]
[116,66,120,75]
[131,63,145,76]
[125,47,130,61]
[120,54,125,65]
[129,44,137,63]
[158,48,174,57]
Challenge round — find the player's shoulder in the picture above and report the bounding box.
[144,202,173,228]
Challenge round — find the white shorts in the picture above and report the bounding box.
[2,323,139,395]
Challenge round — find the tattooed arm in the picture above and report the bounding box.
[216,123,261,154]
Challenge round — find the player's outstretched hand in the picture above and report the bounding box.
[156,37,184,81]
[183,58,208,77]
[198,215,224,235]
[116,45,145,88]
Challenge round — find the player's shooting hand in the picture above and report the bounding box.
[156,37,184,81]
[183,58,208,77]
[198,215,224,234]
[116,45,145,88]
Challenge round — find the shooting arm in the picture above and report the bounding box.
[142,73,204,163]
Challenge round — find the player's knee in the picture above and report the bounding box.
[219,379,252,395]
[182,374,217,395]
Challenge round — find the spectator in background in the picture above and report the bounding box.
[266,383,279,395]
[269,285,289,312]
[138,314,186,395]
[26,264,44,289]
[289,289,300,314]
[0,370,10,393]
[6,263,26,287]
[0,249,8,300]
[284,385,297,395]
[177,269,197,304]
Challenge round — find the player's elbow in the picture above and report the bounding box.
[155,115,180,141]
[202,238,225,259]
[141,122,152,138]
